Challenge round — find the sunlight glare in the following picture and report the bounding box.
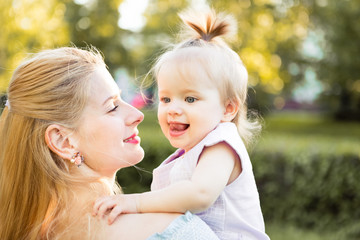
[118,0,149,32]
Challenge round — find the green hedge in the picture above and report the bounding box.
[253,150,360,239]
[117,110,360,239]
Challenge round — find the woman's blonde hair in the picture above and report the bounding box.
[0,47,109,239]
[152,9,261,146]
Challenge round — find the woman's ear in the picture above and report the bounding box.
[222,100,239,122]
[45,124,76,160]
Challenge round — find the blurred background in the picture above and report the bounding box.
[1,0,359,239]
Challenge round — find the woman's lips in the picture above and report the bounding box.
[169,123,189,137]
[124,133,140,144]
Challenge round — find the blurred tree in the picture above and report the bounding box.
[63,0,130,72]
[133,0,191,78]
[0,0,69,92]
[0,0,138,96]
[62,0,186,90]
[306,0,360,120]
[209,0,313,113]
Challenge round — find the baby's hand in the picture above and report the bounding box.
[93,194,138,224]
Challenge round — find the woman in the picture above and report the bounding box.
[0,47,218,239]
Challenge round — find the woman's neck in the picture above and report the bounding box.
[74,163,117,182]
[68,164,118,198]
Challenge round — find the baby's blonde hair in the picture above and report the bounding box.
[153,9,261,145]
[0,47,110,239]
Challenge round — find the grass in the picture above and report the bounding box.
[266,222,342,240]
[257,111,360,157]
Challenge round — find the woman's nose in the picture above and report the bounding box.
[125,103,144,126]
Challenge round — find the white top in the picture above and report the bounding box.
[151,122,270,240]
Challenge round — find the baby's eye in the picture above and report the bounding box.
[160,97,171,103]
[185,96,197,103]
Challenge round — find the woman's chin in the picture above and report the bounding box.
[134,149,145,165]
[126,148,145,167]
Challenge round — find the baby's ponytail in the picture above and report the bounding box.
[178,9,237,46]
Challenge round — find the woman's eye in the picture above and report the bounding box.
[109,105,119,112]
[185,97,196,103]
[161,97,171,103]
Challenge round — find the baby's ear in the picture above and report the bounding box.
[222,100,239,122]
[45,124,76,161]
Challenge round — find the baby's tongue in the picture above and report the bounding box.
[170,123,188,131]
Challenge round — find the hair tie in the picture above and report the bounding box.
[5,100,10,110]
[181,39,201,48]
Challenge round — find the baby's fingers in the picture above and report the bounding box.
[97,200,116,219]
[92,198,102,217]
[93,197,108,216]
[107,206,124,225]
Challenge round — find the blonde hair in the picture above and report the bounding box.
[152,9,261,145]
[0,47,111,239]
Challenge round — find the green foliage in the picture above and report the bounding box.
[0,0,69,92]
[306,0,360,119]
[118,110,360,239]
[63,0,132,73]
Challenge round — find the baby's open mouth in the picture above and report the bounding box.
[169,123,189,132]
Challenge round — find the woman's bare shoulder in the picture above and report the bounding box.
[103,213,181,240]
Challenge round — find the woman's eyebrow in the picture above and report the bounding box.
[102,96,116,106]
[102,92,121,106]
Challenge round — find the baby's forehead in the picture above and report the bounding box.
[161,49,216,74]
[156,47,235,96]
[160,60,214,87]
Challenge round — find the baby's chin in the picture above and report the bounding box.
[168,141,193,152]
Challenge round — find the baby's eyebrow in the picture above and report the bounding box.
[157,89,169,95]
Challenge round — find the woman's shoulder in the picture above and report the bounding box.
[103,212,180,240]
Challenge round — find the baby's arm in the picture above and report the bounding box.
[94,142,241,224]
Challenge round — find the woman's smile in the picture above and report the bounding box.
[123,133,141,144]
